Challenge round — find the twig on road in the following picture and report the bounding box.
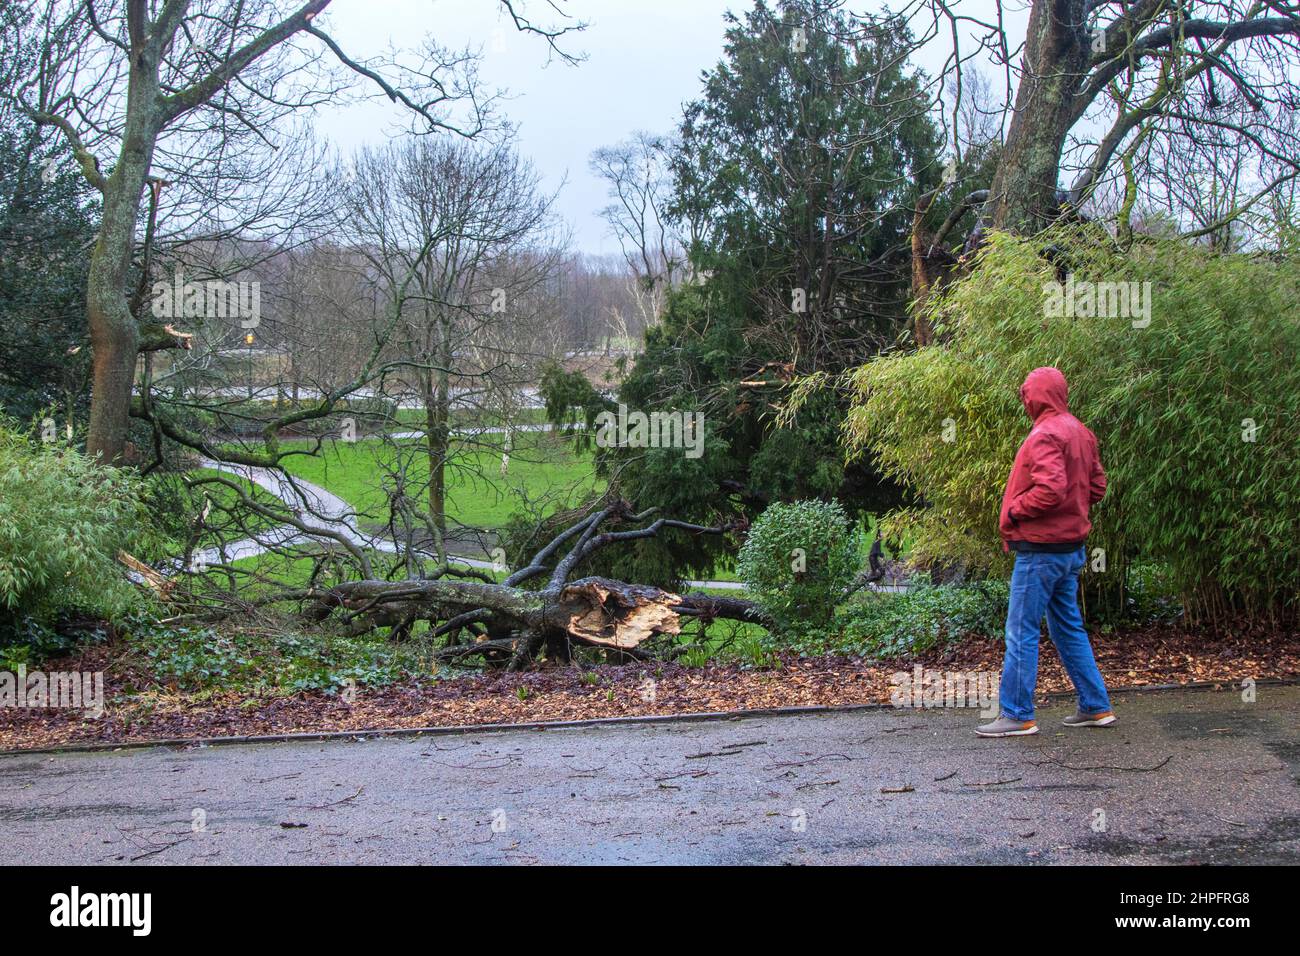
[309,785,364,810]
[762,753,854,770]
[1032,754,1173,773]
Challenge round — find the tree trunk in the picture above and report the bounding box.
[428,310,453,556]
[311,575,766,665]
[84,49,162,464]
[85,298,141,465]
[985,0,1087,233]
[430,380,448,535]
[425,361,450,564]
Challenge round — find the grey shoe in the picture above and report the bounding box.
[1063,709,1117,727]
[975,715,1039,737]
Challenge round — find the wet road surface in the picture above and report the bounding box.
[1,684,1296,864]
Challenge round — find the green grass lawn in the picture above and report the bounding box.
[280,430,603,529]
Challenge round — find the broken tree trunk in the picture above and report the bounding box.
[301,500,769,667]
[557,577,684,650]
[117,550,175,598]
[311,574,764,660]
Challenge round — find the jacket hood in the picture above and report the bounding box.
[1020,366,1069,420]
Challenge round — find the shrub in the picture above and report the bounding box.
[539,361,612,451]
[123,613,414,695]
[0,418,157,652]
[737,499,859,628]
[829,579,1008,658]
[844,226,1300,622]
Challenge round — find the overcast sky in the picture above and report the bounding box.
[314,0,740,256]
[312,1,1020,256]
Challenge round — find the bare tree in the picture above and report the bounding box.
[1113,97,1300,249]
[342,136,566,563]
[752,0,1300,272]
[5,0,582,464]
[888,0,1300,241]
[589,131,683,332]
[550,252,644,352]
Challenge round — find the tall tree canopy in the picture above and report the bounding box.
[561,0,947,586]
[0,120,96,425]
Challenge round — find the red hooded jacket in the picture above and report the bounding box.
[998,367,1106,550]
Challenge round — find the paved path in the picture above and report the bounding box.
[192,457,398,567]
[1,684,1296,864]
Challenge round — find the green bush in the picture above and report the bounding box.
[0,419,158,652]
[737,499,859,628]
[829,579,1008,658]
[844,226,1300,622]
[771,565,1178,663]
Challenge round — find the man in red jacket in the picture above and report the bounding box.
[976,367,1116,737]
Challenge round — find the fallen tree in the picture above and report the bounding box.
[124,455,770,670]
[270,499,772,670]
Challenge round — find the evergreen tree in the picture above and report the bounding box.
[562,1,944,586]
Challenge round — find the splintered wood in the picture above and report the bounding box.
[117,551,175,598]
[559,577,684,649]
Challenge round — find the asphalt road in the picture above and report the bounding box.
[2,684,1297,865]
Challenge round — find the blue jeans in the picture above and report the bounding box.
[1000,547,1111,721]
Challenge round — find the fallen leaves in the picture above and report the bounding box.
[2,620,1297,752]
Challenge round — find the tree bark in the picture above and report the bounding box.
[291,504,764,667]
[85,50,163,463]
[985,0,1088,233]
[312,574,764,661]
[423,371,447,563]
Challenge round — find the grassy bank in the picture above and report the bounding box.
[281,430,603,529]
